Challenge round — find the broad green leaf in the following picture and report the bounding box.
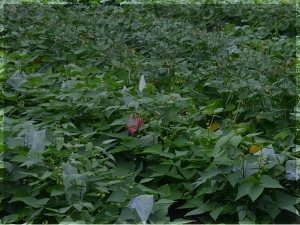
[2,214,19,223]
[224,104,235,112]
[7,137,24,149]
[104,131,129,139]
[247,211,256,220]
[210,206,224,221]
[157,152,175,158]
[226,172,241,187]
[175,150,188,157]
[110,118,126,126]
[73,204,83,211]
[107,191,127,203]
[259,175,283,189]
[229,135,242,148]
[178,167,196,179]
[201,201,218,211]
[185,208,205,217]
[215,135,231,150]
[143,144,162,153]
[239,217,255,224]
[136,184,164,195]
[275,191,300,208]
[51,189,65,196]
[41,171,52,180]
[214,108,224,113]
[11,155,28,163]
[82,202,94,210]
[174,137,187,147]
[157,184,171,197]
[238,211,247,221]
[248,185,264,202]
[274,129,291,140]
[9,196,38,208]
[59,206,71,214]
[148,164,171,174]
[85,142,93,151]
[236,182,253,201]
[121,138,141,148]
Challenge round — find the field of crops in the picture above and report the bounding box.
[1,2,299,224]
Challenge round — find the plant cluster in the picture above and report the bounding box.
[1,4,299,224]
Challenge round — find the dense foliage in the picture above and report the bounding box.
[1,3,299,224]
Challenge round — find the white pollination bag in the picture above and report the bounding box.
[128,194,153,225]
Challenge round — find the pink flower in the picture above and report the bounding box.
[126,114,144,134]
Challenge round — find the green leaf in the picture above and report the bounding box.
[215,135,231,150]
[229,135,242,148]
[139,178,155,183]
[224,104,235,112]
[59,206,71,214]
[143,144,162,153]
[36,198,50,206]
[274,129,291,140]
[107,189,127,203]
[174,137,187,147]
[226,172,241,187]
[247,210,256,220]
[121,138,141,148]
[239,217,255,224]
[157,152,175,158]
[51,188,65,196]
[156,199,176,204]
[236,182,253,201]
[210,206,224,221]
[185,208,205,217]
[246,132,264,137]
[2,214,19,224]
[248,185,264,202]
[170,219,195,224]
[275,191,300,210]
[85,142,93,151]
[259,175,283,189]
[102,139,118,145]
[7,137,25,149]
[104,131,129,139]
[19,160,37,169]
[73,203,83,211]
[201,201,218,211]
[19,171,39,178]
[41,171,52,180]
[178,167,196,179]
[110,118,126,126]
[9,196,38,208]
[157,184,171,197]
[148,164,171,174]
[136,184,164,195]
[243,176,260,186]
[175,150,188,157]
[82,202,94,210]
[238,211,247,221]
[214,108,224,113]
